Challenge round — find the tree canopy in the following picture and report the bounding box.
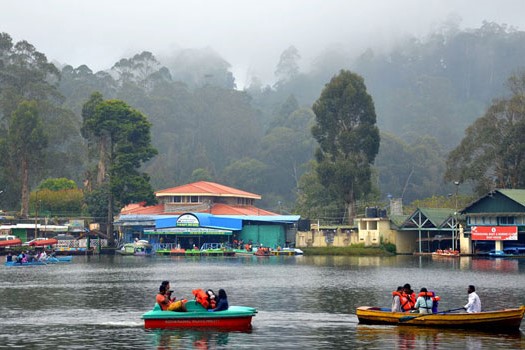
[310,70,380,221]
[445,72,525,194]
[81,94,157,240]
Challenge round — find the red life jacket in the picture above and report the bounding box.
[401,292,416,311]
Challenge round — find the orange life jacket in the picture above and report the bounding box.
[400,292,416,311]
[418,291,440,302]
[392,291,403,298]
[192,289,209,309]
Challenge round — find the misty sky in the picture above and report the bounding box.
[2,0,525,87]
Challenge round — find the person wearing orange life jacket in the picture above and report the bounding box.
[414,288,434,314]
[391,286,403,312]
[400,283,416,312]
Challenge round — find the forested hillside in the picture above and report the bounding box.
[1,21,525,219]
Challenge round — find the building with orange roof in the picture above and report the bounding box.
[115,181,300,251]
[120,181,277,216]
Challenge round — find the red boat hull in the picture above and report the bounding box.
[144,316,253,330]
[0,238,22,247]
[30,238,58,246]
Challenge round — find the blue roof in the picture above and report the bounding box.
[156,213,243,231]
[119,213,300,231]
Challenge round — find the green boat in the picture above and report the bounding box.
[142,300,257,330]
[185,243,235,256]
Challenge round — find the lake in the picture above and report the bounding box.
[0,254,524,349]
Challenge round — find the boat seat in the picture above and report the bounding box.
[185,300,207,312]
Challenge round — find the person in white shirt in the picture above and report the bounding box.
[38,250,47,261]
[464,285,481,313]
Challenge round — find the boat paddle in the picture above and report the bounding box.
[399,307,465,322]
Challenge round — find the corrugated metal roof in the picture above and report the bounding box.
[418,208,455,227]
[496,189,525,206]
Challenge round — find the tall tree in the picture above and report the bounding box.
[82,95,157,244]
[445,72,525,194]
[311,70,380,222]
[7,101,48,217]
[274,46,300,88]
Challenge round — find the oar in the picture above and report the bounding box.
[399,307,465,322]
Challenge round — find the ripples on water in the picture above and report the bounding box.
[0,255,524,349]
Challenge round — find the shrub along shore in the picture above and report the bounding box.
[301,244,396,256]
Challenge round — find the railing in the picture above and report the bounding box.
[152,243,179,251]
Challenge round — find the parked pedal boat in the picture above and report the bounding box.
[356,306,525,332]
[4,256,72,266]
[142,300,257,330]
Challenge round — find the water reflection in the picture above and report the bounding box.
[355,324,524,350]
[299,255,393,267]
[1,255,525,349]
[147,329,239,349]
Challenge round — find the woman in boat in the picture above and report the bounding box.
[391,286,403,312]
[414,287,433,314]
[206,289,217,309]
[209,289,228,312]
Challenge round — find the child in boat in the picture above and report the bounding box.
[209,289,228,312]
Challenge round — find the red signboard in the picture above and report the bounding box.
[471,226,518,241]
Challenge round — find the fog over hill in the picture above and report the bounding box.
[2,0,524,88]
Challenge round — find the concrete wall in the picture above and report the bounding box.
[295,224,357,247]
[295,218,418,254]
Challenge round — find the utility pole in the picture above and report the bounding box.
[453,181,460,251]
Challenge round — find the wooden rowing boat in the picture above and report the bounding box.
[356,306,525,333]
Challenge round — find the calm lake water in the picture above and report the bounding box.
[1,254,524,349]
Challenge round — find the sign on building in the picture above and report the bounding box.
[471,226,518,241]
[176,214,199,227]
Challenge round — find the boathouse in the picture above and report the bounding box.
[115,181,300,250]
[459,189,525,254]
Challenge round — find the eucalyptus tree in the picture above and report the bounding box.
[0,32,82,209]
[81,93,158,244]
[274,45,301,88]
[6,101,48,217]
[445,72,525,194]
[311,70,380,222]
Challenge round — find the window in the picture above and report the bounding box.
[173,196,182,203]
[498,217,515,225]
[190,196,199,203]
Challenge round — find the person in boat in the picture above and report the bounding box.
[6,252,13,262]
[414,287,434,314]
[17,251,27,264]
[38,250,48,262]
[400,283,416,312]
[391,286,403,312]
[156,281,186,312]
[463,285,481,313]
[206,289,217,309]
[209,289,228,312]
